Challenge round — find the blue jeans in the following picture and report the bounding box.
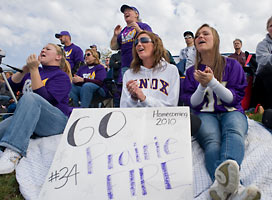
[0,92,68,157]
[70,82,106,108]
[121,66,129,77]
[196,111,248,181]
[0,95,11,105]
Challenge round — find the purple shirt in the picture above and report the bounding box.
[8,66,72,116]
[76,64,107,91]
[76,64,106,82]
[64,43,84,70]
[182,57,247,114]
[117,22,152,68]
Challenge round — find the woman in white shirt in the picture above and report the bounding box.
[120,31,180,107]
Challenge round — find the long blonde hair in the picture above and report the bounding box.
[194,24,225,82]
[49,43,72,81]
[131,31,169,73]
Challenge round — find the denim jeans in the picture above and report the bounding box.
[121,66,129,78]
[196,111,248,181]
[70,82,106,108]
[0,92,68,157]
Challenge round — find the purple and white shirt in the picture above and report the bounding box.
[182,57,247,114]
[117,22,152,69]
[64,43,84,70]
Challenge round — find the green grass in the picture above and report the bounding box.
[0,172,24,200]
[0,115,24,200]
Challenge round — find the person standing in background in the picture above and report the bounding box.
[110,5,152,83]
[179,31,196,75]
[55,31,84,75]
[228,39,246,67]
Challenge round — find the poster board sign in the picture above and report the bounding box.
[39,107,193,200]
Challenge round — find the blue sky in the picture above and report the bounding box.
[0,0,271,70]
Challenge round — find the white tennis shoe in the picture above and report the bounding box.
[209,160,240,200]
[230,184,261,200]
[0,148,21,174]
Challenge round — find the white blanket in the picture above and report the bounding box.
[15,119,272,200]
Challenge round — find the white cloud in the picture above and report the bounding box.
[0,0,271,69]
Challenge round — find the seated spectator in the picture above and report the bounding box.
[0,43,72,174]
[70,49,107,108]
[252,16,272,110]
[120,30,180,107]
[120,31,201,135]
[0,73,12,107]
[104,57,111,73]
[182,24,261,199]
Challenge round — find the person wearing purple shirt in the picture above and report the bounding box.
[70,48,107,108]
[182,24,261,200]
[0,43,72,175]
[55,31,84,75]
[110,5,152,83]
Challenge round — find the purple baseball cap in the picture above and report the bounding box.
[90,44,97,48]
[120,5,139,15]
[55,31,71,38]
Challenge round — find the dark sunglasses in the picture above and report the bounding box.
[134,37,153,46]
[84,53,91,58]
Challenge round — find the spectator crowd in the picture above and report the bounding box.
[0,4,272,200]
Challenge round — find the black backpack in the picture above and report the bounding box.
[262,109,272,129]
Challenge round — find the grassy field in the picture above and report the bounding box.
[0,111,264,200]
[0,172,23,200]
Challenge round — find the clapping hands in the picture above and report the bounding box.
[194,66,214,87]
[126,80,146,102]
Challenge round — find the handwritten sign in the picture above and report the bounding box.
[39,107,193,200]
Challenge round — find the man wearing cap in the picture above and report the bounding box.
[90,44,101,59]
[179,31,196,75]
[55,31,84,75]
[110,5,152,83]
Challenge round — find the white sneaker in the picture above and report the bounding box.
[0,148,21,174]
[209,160,240,200]
[230,184,261,200]
[209,180,230,200]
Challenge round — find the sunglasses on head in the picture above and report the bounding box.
[57,44,65,56]
[134,37,153,46]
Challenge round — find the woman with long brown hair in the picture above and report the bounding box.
[120,30,180,107]
[0,43,72,174]
[182,24,261,199]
